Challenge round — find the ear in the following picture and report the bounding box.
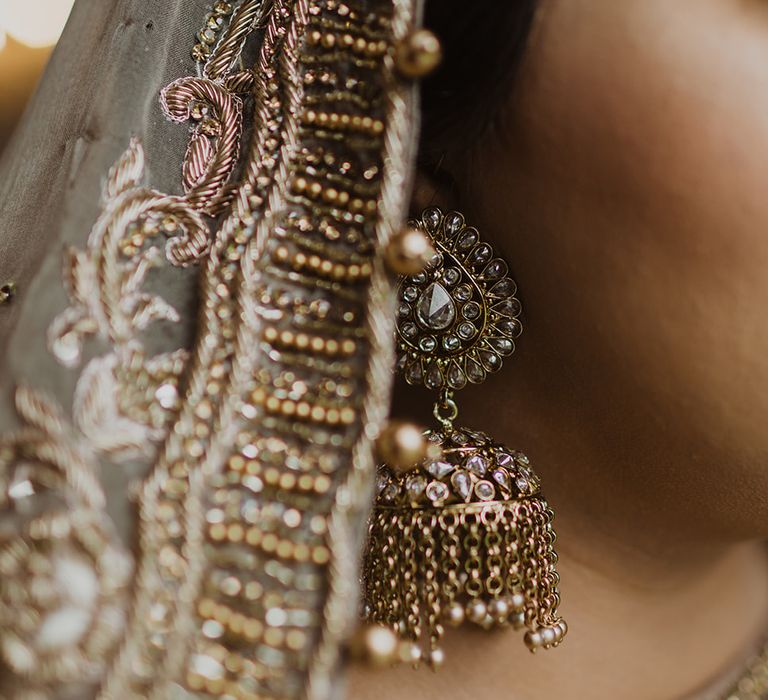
[411,167,456,215]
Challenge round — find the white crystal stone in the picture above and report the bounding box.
[190,654,225,680]
[36,606,93,650]
[35,554,100,651]
[416,282,456,331]
[451,470,472,501]
[492,468,511,491]
[426,481,449,502]
[202,620,224,639]
[8,478,34,501]
[465,454,488,477]
[150,602,170,624]
[55,555,99,609]
[406,474,427,500]
[8,462,38,505]
[426,460,454,479]
[516,476,531,493]
[155,383,178,409]
[381,482,399,502]
[52,333,81,366]
[442,267,461,286]
[475,481,495,501]
[2,637,35,673]
[266,608,288,626]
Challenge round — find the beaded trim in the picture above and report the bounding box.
[1,0,419,698]
[723,641,768,699]
[0,387,133,697]
[103,0,419,696]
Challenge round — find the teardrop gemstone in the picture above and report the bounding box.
[405,359,423,385]
[424,362,444,390]
[415,282,456,331]
[447,362,467,389]
[492,468,511,491]
[451,470,472,501]
[422,207,442,232]
[427,460,455,479]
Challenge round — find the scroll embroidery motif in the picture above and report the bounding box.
[1,2,261,697]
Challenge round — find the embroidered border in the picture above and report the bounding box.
[1,1,421,698]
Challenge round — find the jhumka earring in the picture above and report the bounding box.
[362,207,567,667]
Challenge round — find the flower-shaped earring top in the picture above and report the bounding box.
[395,207,523,392]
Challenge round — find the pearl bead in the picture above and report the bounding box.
[480,614,495,631]
[384,226,435,276]
[524,630,543,651]
[541,626,557,646]
[509,611,525,630]
[377,421,429,473]
[395,29,442,79]
[488,598,510,622]
[428,647,445,669]
[467,600,487,624]
[444,603,465,626]
[510,592,526,612]
[400,642,421,664]
[349,625,399,667]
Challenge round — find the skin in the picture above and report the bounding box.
[349,0,768,697]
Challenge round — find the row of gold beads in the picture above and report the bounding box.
[305,29,389,58]
[274,243,373,283]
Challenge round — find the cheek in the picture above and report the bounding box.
[475,0,768,466]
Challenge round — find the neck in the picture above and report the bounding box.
[446,538,768,700]
[502,527,768,700]
[348,533,768,700]
[356,385,768,699]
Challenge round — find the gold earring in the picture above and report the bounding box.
[362,207,567,668]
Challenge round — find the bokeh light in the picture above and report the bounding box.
[0,1,75,153]
[0,0,76,49]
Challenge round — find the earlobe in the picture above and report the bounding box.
[411,168,456,214]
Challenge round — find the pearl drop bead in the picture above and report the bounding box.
[384,226,435,276]
[467,600,487,624]
[428,647,445,669]
[376,421,429,473]
[510,593,526,612]
[350,624,399,667]
[395,29,442,79]
[405,643,422,664]
[510,611,525,630]
[444,603,465,626]
[541,626,557,646]
[488,599,510,621]
[524,630,543,651]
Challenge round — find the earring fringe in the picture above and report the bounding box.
[362,428,566,666]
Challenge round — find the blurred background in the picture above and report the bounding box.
[0,0,75,154]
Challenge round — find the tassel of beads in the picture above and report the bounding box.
[362,497,567,666]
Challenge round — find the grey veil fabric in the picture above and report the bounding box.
[0,0,420,697]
